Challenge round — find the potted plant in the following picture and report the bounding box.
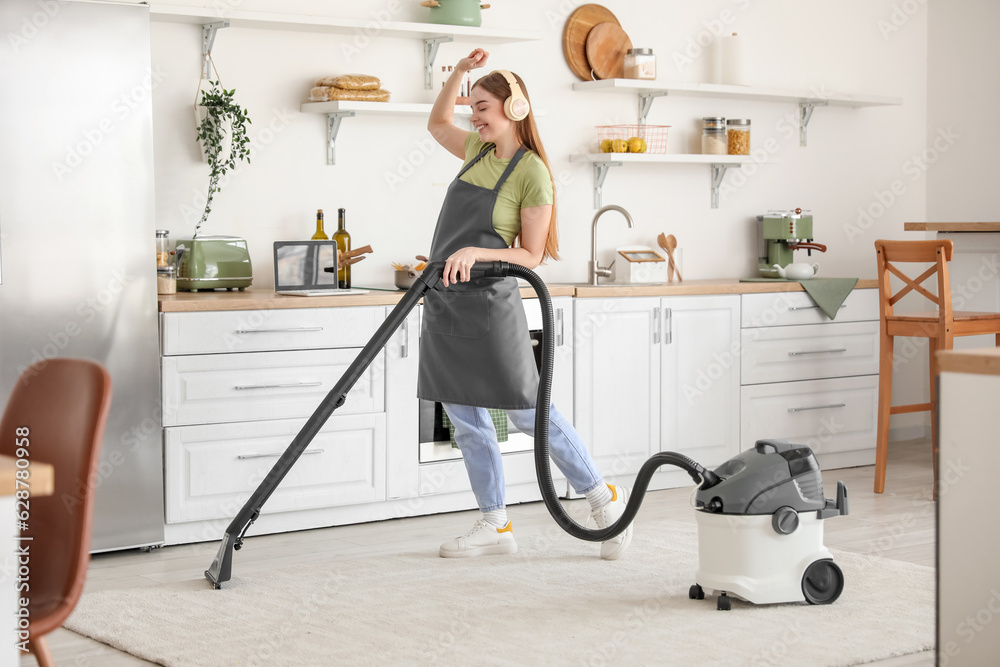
[194,80,252,238]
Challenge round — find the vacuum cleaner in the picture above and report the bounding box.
[205,261,848,610]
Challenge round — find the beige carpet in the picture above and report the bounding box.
[66,520,933,666]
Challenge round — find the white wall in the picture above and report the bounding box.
[149,0,927,290]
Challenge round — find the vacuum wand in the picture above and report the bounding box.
[205,261,512,588]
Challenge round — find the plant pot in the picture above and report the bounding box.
[421,0,489,27]
[195,104,233,165]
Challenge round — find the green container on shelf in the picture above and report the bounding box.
[422,0,488,28]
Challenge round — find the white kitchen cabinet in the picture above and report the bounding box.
[164,413,385,523]
[739,289,879,469]
[160,305,392,544]
[574,295,740,486]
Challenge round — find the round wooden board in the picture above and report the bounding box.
[585,22,632,80]
[562,4,621,81]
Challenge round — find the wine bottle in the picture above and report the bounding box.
[333,207,351,288]
[311,209,328,240]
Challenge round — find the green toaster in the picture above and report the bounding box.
[174,235,253,292]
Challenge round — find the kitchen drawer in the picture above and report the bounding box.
[741,289,877,328]
[161,306,384,355]
[164,413,386,523]
[162,348,383,427]
[741,320,878,385]
[740,375,877,459]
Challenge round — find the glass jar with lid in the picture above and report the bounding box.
[156,229,170,267]
[157,265,176,295]
[701,117,727,155]
[624,48,656,80]
[727,118,750,155]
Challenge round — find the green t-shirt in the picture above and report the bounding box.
[458,133,554,246]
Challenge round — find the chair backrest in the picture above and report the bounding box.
[0,358,111,634]
[874,239,954,324]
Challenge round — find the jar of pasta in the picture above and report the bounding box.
[727,118,750,155]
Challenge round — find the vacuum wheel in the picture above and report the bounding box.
[717,593,731,611]
[689,584,705,600]
[802,559,844,605]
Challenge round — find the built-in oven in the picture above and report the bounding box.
[417,328,544,464]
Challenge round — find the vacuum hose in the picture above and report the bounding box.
[494,262,721,542]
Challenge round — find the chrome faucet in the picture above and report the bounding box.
[589,204,634,285]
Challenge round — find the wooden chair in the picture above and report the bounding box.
[874,239,1000,495]
[0,359,111,667]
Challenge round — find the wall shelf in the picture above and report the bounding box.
[300,100,470,165]
[573,78,901,145]
[149,4,541,90]
[570,153,764,209]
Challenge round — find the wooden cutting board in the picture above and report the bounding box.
[585,22,632,80]
[562,3,621,81]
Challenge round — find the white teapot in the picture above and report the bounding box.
[774,263,819,280]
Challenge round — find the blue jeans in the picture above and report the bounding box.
[441,402,604,512]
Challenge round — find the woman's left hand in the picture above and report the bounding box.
[442,247,480,287]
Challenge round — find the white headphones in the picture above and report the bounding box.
[493,69,530,121]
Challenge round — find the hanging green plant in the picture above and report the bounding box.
[194,80,252,238]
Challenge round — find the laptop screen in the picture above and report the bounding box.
[273,241,339,291]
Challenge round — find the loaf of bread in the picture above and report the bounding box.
[325,87,391,102]
[315,74,381,90]
[309,86,331,101]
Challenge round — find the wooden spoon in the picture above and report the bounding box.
[657,233,683,282]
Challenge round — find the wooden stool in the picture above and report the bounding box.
[874,239,1000,496]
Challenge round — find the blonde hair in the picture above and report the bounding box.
[472,70,559,262]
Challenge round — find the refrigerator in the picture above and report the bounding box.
[0,0,164,551]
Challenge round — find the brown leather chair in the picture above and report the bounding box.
[874,239,1000,496]
[0,359,111,666]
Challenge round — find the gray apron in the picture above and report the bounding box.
[417,144,539,409]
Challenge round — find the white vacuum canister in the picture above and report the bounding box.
[694,510,834,605]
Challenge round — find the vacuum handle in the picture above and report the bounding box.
[419,260,512,287]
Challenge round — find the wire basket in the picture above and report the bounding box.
[596,124,670,154]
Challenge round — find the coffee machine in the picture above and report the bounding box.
[756,209,827,278]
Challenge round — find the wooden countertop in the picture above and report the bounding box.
[160,279,878,312]
[905,222,1000,232]
[938,348,1000,376]
[0,455,53,497]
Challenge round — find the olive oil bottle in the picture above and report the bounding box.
[333,207,351,288]
[311,209,328,240]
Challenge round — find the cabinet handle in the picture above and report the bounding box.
[787,348,847,357]
[233,381,323,391]
[401,318,409,358]
[788,304,847,312]
[787,403,846,413]
[234,326,324,334]
[664,307,672,345]
[237,449,325,460]
[556,308,564,347]
[652,306,660,344]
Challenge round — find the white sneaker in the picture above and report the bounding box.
[589,484,634,560]
[439,519,517,558]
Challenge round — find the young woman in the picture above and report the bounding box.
[421,48,634,560]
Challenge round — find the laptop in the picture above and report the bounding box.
[273,240,369,296]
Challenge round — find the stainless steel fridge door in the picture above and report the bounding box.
[0,0,164,550]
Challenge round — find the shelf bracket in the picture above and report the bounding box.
[591,161,622,209]
[325,111,355,165]
[424,36,454,90]
[637,91,669,124]
[710,163,735,209]
[201,21,230,80]
[798,101,828,146]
